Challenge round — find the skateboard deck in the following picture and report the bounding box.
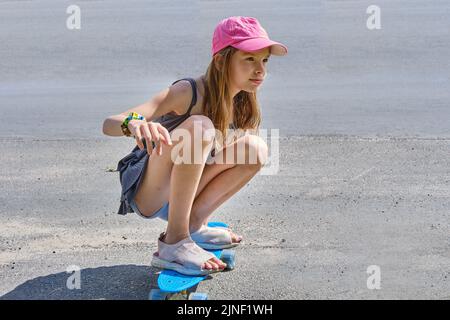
[149,221,236,300]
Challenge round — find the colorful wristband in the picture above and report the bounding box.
[121,112,146,137]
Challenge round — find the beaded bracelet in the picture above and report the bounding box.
[121,112,145,137]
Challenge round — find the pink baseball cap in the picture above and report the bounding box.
[212,16,288,57]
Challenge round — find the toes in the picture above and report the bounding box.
[214,258,226,269]
[231,232,243,243]
[204,259,222,271]
[225,228,242,243]
[203,262,212,270]
[202,256,226,271]
[209,261,219,270]
[210,258,226,270]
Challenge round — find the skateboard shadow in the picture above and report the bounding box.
[0,264,162,300]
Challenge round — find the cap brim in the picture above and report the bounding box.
[232,37,288,56]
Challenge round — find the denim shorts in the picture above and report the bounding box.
[129,198,169,221]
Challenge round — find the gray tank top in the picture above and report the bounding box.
[152,78,199,132]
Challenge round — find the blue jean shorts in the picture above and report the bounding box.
[129,198,169,221]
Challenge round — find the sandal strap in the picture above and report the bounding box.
[190,225,232,245]
[157,234,216,270]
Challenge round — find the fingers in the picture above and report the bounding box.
[133,121,172,156]
[148,123,163,156]
[150,123,173,156]
[141,125,153,155]
[158,126,172,146]
[134,126,145,150]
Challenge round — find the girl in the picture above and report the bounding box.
[102,16,287,276]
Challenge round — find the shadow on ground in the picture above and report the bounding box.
[0,265,161,300]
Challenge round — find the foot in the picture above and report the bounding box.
[161,233,226,272]
[189,224,243,250]
[201,224,243,244]
[228,229,243,244]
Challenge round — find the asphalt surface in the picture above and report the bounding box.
[0,0,449,299]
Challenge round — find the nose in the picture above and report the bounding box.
[254,61,265,77]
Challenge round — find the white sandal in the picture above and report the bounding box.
[191,225,241,250]
[151,233,225,276]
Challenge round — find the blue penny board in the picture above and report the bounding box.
[157,221,228,294]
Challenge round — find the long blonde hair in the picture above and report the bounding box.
[201,46,261,147]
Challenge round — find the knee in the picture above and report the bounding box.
[183,115,216,146]
[184,115,215,132]
[242,134,269,169]
[170,115,215,164]
[171,115,215,144]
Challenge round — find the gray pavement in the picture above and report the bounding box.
[0,0,449,299]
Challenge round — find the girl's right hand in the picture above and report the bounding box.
[127,120,172,156]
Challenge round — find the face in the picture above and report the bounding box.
[229,47,271,94]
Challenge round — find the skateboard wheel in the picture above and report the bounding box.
[149,289,169,300]
[221,249,236,270]
[188,292,208,300]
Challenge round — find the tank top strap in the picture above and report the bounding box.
[171,77,197,116]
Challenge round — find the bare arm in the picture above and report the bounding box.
[102,80,193,137]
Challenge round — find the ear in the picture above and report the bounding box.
[213,54,224,71]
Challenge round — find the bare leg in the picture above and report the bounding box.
[190,165,259,234]
[137,115,225,271]
[164,160,207,243]
[189,135,269,236]
[162,117,226,271]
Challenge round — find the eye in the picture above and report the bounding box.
[246,57,254,61]
[263,58,269,63]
